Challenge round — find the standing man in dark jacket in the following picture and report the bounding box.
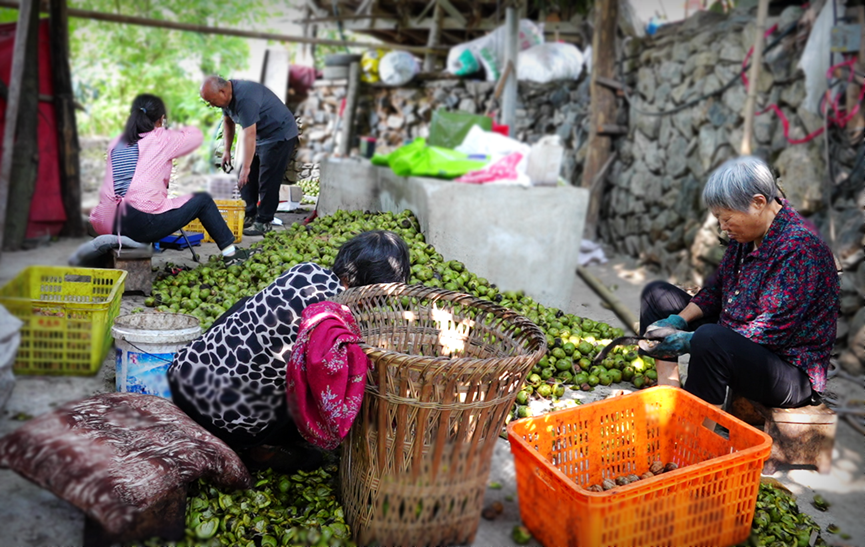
[200,75,299,236]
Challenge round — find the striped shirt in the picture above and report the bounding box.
[111,142,139,197]
[89,127,202,237]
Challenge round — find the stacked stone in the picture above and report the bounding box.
[295,82,347,164]
[832,134,865,376]
[599,7,865,373]
[283,115,305,184]
[294,163,320,181]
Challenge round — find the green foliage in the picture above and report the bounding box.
[0,8,17,23]
[66,0,269,137]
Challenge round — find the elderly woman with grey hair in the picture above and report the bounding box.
[639,155,839,410]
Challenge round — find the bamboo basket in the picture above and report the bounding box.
[333,283,547,547]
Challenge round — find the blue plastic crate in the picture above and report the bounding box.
[156,232,204,250]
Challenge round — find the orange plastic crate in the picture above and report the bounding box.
[507,387,772,547]
[183,199,244,243]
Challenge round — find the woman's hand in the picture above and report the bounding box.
[645,331,693,360]
[646,314,687,333]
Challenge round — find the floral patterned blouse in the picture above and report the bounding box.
[690,200,839,392]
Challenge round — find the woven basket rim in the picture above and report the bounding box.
[334,282,548,363]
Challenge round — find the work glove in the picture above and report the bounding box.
[644,331,693,361]
[646,314,687,334]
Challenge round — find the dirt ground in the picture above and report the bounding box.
[0,209,863,547]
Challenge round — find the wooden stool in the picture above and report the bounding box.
[729,395,837,474]
[83,486,186,547]
[110,247,153,294]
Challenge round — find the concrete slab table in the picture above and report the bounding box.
[319,158,589,310]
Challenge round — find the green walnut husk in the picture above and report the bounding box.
[127,464,355,547]
[736,483,827,547]
[149,208,652,423]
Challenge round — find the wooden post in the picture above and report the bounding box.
[51,0,84,237]
[500,7,518,137]
[423,0,443,72]
[296,5,314,66]
[0,0,40,251]
[581,0,618,240]
[740,0,770,155]
[338,61,361,157]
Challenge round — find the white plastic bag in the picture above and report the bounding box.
[798,1,834,114]
[446,19,544,81]
[526,135,564,185]
[517,43,585,83]
[583,45,593,75]
[379,51,420,86]
[0,305,22,411]
[456,125,531,173]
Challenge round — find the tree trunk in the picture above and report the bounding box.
[51,0,84,237]
[1,0,40,251]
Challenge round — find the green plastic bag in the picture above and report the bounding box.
[427,110,493,149]
[371,138,488,179]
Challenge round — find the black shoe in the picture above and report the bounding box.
[243,221,273,237]
[243,216,254,229]
[222,248,251,267]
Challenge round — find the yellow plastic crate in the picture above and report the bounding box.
[183,199,245,243]
[0,266,127,375]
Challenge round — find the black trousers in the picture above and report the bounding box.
[168,377,302,450]
[640,280,813,408]
[117,192,235,250]
[241,137,297,224]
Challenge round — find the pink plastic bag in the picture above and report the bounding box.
[456,152,523,184]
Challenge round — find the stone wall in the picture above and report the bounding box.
[599,7,865,373]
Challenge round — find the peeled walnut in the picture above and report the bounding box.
[615,476,631,486]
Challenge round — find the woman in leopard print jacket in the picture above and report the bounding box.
[167,230,410,469]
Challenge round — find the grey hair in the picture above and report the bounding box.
[703,156,777,212]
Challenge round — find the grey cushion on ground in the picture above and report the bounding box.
[68,235,150,267]
[0,305,21,411]
[0,392,252,535]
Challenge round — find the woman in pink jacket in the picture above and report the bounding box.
[89,94,249,265]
